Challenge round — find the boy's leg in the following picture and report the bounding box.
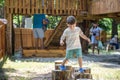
[35,38,38,49]
[61,58,68,66]
[92,44,95,54]
[40,38,44,49]
[76,48,84,73]
[59,58,68,70]
[97,44,100,54]
[78,57,82,68]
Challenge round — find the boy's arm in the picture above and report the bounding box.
[79,28,90,43]
[60,31,66,46]
[80,33,90,43]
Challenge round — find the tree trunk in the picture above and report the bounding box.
[79,20,90,54]
[112,19,118,38]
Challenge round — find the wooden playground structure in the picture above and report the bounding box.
[0,0,120,58]
[0,0,120,80]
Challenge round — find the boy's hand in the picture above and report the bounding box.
[60,40,64,46]
[87,38,91,43]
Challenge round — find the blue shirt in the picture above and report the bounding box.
[33,14,45,28]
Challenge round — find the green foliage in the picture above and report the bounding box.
[47,16,61,29]
[98,18,113,31]
[0,0,4,6]
[13,15,61,29]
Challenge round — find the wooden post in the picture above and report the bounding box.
[52,70,71,80]
[5,13,13,55]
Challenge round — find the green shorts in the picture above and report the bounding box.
[65,48,82,59]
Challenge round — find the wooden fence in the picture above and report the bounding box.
[0,22,5,59]
[14,28,54,51]
[90,0,120,15]
[5,0,87,15]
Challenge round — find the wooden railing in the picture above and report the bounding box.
[0,22,5,59]
[90,0,120,15]
[5,0,87,15]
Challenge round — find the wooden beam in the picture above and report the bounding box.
[6,14,13,55]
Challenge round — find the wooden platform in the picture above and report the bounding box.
[23,49,66,57]
[5,0,87,16]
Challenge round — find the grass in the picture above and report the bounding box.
[86,63,120,80]
[0,56,120,80]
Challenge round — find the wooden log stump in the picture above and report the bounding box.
[76,79,93,80]
[75,73,92,79]
[73,67,91,74]
[55,64,72,70]
[55,60,63,65]
[55,64,74,79]
[54,60,68,65]
[52,70,71,80]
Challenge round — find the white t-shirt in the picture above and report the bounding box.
[60,27,83,50]
[25,18,33,28]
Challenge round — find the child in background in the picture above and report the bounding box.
[60,16,90,73]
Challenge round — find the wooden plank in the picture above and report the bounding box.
[23,49,66,57]
[47,0,52,14]
[44,0,47,14]
[6,0,10,14]
[31,0,35,14]
[67,0,70,15]
[60,0,63,14]
[73,0,77,15]
[90,0,120,15]
[14,28,21,51]
[35,0,39,14]
[23,49,36,57]
[10,0,13,13]
[71,0,74,15]
[6,14,13,55]
[26,0,30,14]
[15,0,19,14]
[0,50,3,59]
[62,0,65,15]
[23,0,26,14]
[51,0,54,14]
[39,0,42,14]
[56,0,59,15]
[36,50,65,57]
[18,0,21,13]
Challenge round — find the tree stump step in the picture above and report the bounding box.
[52,70,71,80]
[75,73,92,79]
[73,67,91,74]
[55,64,72,70]
[54,60,68,65]
[76,79,93,80]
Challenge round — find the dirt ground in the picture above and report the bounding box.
[0,51,120,80]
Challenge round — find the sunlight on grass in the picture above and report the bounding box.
[1,57,120,80]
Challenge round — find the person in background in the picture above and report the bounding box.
[33,14,46,49]
[90,21,102,54]
[110,35,119,49]
[42,18,49,32]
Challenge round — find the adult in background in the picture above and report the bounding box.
[90,21,102,54]
[33,14,49,49]
[110,35,119,49]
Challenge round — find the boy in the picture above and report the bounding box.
[60,16,90,73]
